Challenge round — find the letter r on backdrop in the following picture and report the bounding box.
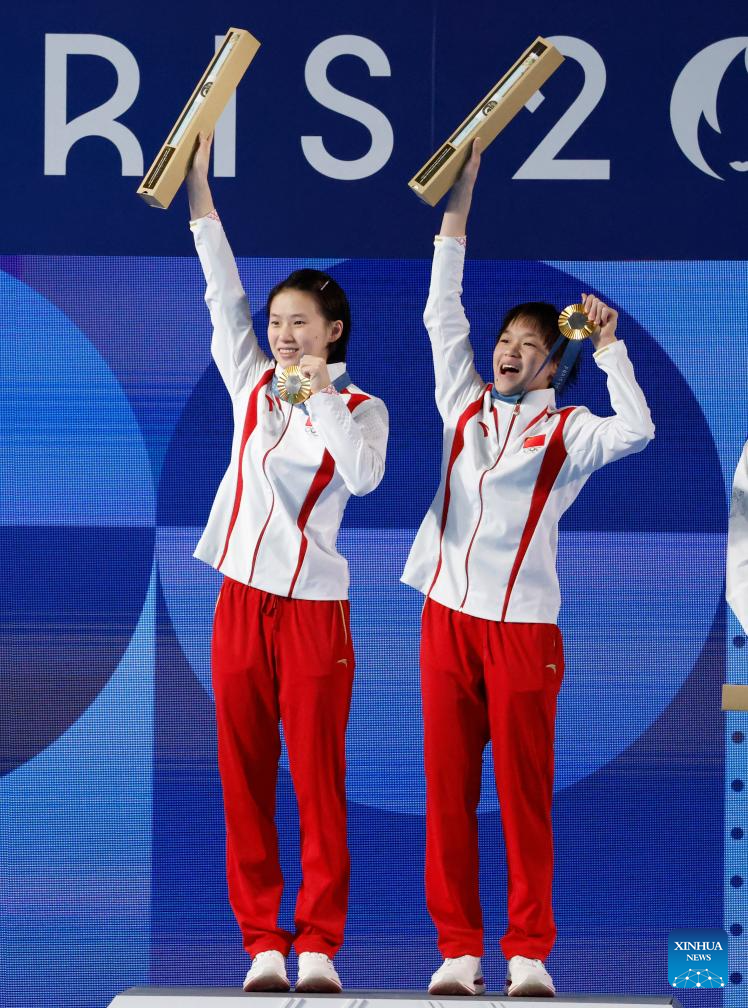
[44,34,143,176]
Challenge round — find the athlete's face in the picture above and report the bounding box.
[493,317,557,396]
[267,290,342,367]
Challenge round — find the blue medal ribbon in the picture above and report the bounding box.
[550,337,585,394]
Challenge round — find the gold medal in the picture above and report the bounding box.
[558,304,596,341]
[277,365,311,405]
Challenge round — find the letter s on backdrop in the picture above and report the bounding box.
[301,35,394,180]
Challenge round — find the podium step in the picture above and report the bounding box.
[109,989,683,1008]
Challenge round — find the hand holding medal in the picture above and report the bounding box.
[552,294,618,391]
[299,356,332,395]
[578,293,619,350]
[277,356,331,405]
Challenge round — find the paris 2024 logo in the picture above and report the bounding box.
[671,38,748,180]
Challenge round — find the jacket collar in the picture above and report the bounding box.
[273,360,348,382]
[491,384,557,412]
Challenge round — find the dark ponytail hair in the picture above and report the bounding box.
[266,269,350,364]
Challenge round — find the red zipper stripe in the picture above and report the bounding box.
[500,407,575,621]
[217,368,275,571]
[426,389,488,598]
[248,406,294,583]
[286,391,364,596]
[287,449,336,597]
[459,402,520,609]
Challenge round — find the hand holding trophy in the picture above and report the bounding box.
[138,28,260,209]
[409,37,564,206]
[185,131,215,219]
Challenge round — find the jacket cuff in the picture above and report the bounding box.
[434,234,467,249]
[593,340,628,364]
[189,209,221,229]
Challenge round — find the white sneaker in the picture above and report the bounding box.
[429,955,486,995]
[295,951,342,993]
[506,956,555,997]
[243,950,290,992]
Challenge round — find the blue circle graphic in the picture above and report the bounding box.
[0,269,155,776]
[157,257,724,812]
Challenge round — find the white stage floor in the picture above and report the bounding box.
[108,989,683,1008]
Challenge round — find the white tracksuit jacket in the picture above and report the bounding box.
[401,236,655,623]
[727,440,748,633]
[191,215,388,599]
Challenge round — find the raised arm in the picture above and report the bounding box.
[440,138,482,238]
[187,133,270,397]
[727,441,748,633]
[186,132,217,220]
[562,298,654,472]
[425,140,486,420]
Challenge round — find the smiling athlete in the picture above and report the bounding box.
[186,133,388,995]
[402,140,654,998]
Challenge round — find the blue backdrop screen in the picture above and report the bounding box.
[0,251,736,1007]
[2,3,746,1007]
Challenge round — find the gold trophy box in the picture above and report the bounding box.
[138,28,260,210]
[409,37,564,206]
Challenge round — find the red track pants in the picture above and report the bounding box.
[211,577,354,957]
[421,598,563,961]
